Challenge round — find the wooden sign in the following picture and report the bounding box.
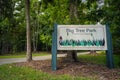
[52,24,114,71]
[57,25,107,50]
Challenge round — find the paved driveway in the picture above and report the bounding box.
[0,52,89,65]
[0,54,66,65]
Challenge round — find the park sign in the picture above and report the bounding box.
[57,25,107,50]
[52,24,114,71]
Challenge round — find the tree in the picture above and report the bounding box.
[30,0,43,52]
[65,0,81,62]
[38,0,70,51]
[0,0,14,54]
[103,0,120,54]
[25,0,32,61]
[1,0,119,59]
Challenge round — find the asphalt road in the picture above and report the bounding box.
[0,52,89,65]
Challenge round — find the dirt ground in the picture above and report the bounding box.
[15,59,120,80]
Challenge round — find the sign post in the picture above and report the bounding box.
[52,24,57,71]
[106,23,114,68]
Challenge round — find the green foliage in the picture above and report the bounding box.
[0,0,26,54]
[37,0,70,51]
[0,0,120,54]
[0,0,13,21]
[0,64,93,80]
[104,0,120,54]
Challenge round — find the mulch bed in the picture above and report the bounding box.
[15,59,120,80]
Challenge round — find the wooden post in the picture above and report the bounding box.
[106,23,114,69]
[52,24,57,71]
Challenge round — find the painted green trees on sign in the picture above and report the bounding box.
[59,39,105,47]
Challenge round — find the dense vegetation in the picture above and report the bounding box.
[0,0,120,54]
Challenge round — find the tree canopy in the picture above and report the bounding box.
[0,0,120,54]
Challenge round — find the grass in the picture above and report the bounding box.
[0,52,50,59]
[78,53,106,65]
[113,55,120,68]
[0,52,120,80]
[0,51,119,68]
[78,52,120,68]
[0,64,93,80]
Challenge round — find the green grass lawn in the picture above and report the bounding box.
[0,52,50,59]
[0,52,120,80]
[0,64,93,80]
[78,52,120,68]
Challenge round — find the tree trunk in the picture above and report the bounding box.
[32,17,39,52]
[33,34,37,52]
[66,0,79,62]
[66,51,78,62]
[89,50,97,56]
[69,0,79,24]
[25,0,32,62]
